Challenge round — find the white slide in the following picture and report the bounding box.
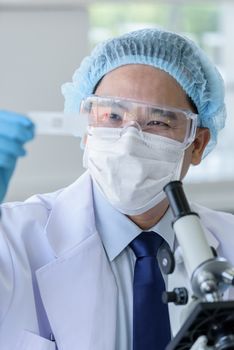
[28,111,87,137]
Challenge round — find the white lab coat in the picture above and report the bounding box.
[0,171,234,350]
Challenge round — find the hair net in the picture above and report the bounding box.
[62,28,226,156]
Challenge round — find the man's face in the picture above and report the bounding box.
[95,64,210,178]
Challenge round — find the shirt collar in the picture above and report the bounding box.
[92,181,175,261]
[150,207,175,250]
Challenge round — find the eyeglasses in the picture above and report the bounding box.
[80,95,198,147]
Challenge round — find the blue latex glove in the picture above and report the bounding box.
[0,110,35,203]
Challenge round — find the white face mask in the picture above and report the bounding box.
[83,127,185,215]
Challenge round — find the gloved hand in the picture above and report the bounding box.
[0,110,34,203]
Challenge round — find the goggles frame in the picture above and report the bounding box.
[80,95,198,148]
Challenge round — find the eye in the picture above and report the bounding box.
[109,113,123,121]
[147,120,171,128]
[99,112,123,126]
[149,109,179,128]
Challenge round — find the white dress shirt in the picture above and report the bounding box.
[92,181,175,350]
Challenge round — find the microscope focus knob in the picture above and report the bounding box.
[162,287,188,305]
[157,241,175,275]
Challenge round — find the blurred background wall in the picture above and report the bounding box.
[0,0,233,213]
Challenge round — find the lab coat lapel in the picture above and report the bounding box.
[36,172,117,350]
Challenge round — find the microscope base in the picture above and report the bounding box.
[166,300,234,350]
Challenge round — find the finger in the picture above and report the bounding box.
[0,110,34,127]
[0,137,26,157]
[0,120,35,142]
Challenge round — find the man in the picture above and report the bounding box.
[0,28,234,350]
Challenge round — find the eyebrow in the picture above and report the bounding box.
[151,108,179,120]
[112,101,131,112]
[102,99,181,121]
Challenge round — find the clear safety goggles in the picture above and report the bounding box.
[80,95,198,148]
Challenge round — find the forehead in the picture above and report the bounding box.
[95,64,192,110]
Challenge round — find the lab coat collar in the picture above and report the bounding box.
[45,171,220,258]
[45,171,96,257]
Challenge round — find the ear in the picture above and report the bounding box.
[191,128,210,165]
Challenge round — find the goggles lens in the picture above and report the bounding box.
[81,95,198,147]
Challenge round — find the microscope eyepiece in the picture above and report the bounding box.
[164,181,197,221]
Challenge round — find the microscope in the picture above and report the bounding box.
[160,181,234,350]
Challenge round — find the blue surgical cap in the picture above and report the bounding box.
[62,28,226,156]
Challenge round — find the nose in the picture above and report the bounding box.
[121,120,142,133]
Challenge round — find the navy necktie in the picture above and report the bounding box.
[130,231,171,350]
